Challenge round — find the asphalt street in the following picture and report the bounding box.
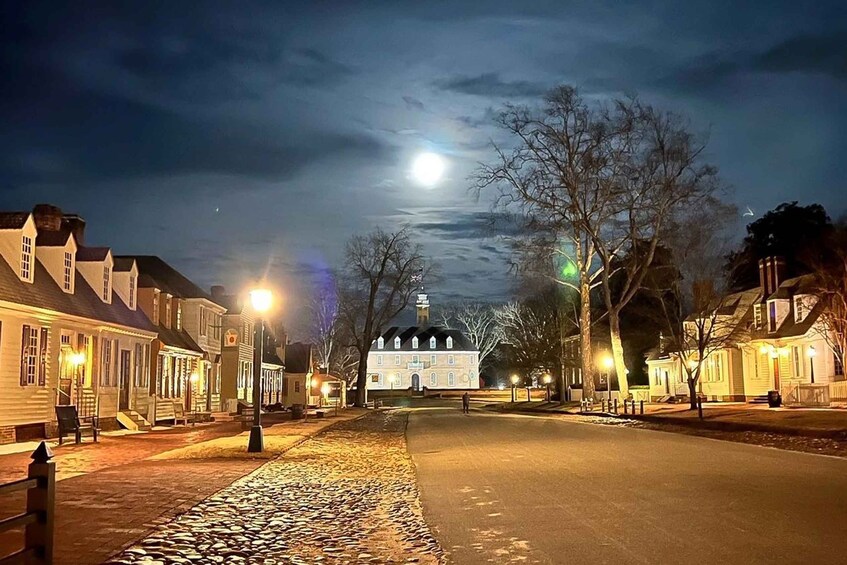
[406,405,847,565]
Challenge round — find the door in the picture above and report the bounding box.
[411,373,420,391]
[119,350,131,410]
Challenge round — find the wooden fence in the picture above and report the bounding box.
[0,442,55,564]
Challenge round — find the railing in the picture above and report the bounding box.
[0,442,55,564]
[406,362,426,370]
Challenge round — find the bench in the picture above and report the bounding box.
[172,402,195,426]
[55,405,99,445]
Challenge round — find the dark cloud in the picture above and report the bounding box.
[434,73,549,98]
[402,96,426,111]
[753,32,847,80]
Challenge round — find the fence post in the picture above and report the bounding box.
[26,441,55,563]
[623,400,628,414]
[631,399,635,414]
[640,400,644,415]
[613,399,618,414]
[698,397,704,420]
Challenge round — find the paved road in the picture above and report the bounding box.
[406,405,847,565]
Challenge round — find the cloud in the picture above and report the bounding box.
[402,95,426,111]
[752,31,847,80]
[434,73,549,98]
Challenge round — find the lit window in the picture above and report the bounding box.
[102,265,111,301]
[21,235,33,281]
[63,252,73,291]
[446,336,453,349]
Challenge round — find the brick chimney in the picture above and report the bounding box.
[211,285,226,299]
[758,256,786,297]
[32,204,63,231]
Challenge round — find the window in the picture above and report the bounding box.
[100,339,112,386]
[394,336,401,349]
[753,304,762,330]
[152,293,160,325]
[200,307,206,336]
[448,354,455,365]
[294,380,301,393]
[448,372,455,386]
[794,297,805,323]
[63,252,73,291]
[128,274,135,308]
[654,368,660,385]
[430,354,436,366]
[768,302,777,333]
[395,355,401,365]
[835,352,844,376]
[20,325,47,386]
[242,321,250,344]
[412,336,419,349]
[792,346,801,378]
[377,355,383,365]
[430,336,436,349]
[102,265,111,301]
[446,336,453,349]
[134,343,143,387]
[377,373,384,386]
[20,236,33,281]
[430,372,437,386]
[377,337,384,349]
[176,303,183,330]
[412,355,419,363]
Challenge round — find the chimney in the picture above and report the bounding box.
[32,204,63,232]
[760,256,787,297]
[61,214,86,245]
[211,285,226,299]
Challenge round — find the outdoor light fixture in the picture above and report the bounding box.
[808,345,817,357]
[809,346,817,383]
[602,356,614,370]
[759,345,769,354]
[189,372,199,384]
[248,287,273,453]
[543,374,552,385]
[70,352,86,366]
[249,288,273,313]
[510,374,519,385]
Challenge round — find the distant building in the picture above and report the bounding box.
[366,290,479,391]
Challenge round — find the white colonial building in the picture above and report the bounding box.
[366,291,480,391]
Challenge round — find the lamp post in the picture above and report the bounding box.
[510,374,519,402]
[602,356,614,401]
[543,373,552,402]
[247,288,272,453]
[321,382,330,409]
[808,345,816,383]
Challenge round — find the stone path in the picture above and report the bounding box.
[107,411,445,565]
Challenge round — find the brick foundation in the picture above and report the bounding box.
[0,426,15,445]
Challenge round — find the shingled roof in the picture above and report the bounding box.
[0,212,30,230]
[372,326,477,352]
[35,231,71,247]
[284,342,313,373]
[0,258,156,333]
[76,247,110,262]
[119,255,216,302]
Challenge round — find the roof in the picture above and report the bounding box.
[371,326,477,352]
[0,258,156,334]
[35,231,71,247]
[157,324,203,354]
[284,342,313,373]
[216,294,244,314]
[76,247,110,262]
[751,275,824,340]
[0,212,30,230]
[119,255,217,302]
[263,347,284,367]
[113,257,136,272]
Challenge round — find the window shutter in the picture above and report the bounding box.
[113,339,119,386]
[38,327,48,386]
[20,324,30,386]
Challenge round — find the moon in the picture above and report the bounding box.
[412,152,445,186]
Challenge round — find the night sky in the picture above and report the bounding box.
[2,1,845,332]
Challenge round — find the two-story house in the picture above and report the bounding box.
[0,205,157,443]
[211,286,257,413]
[366,291,480,392]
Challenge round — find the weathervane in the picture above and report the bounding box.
[411,268,424,293]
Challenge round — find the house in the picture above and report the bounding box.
[366,290,480,392]
[260,323,285,406]
[283,342,316,407]
[0,205,157,443]
[118,256,227,420]
[311,368,347,408]
[561,327,621,401]
[211,286,257,413]
[646,257,844,403]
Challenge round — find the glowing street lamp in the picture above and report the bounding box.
[510,374,519,402]
[808,345,817,383]
[321,382,330,408]
[543,373,552,402]
[248,287,273,453]
[602,356,614,400]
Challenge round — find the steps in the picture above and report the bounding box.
[117,410,152,431]
[749,395,770,404]
[210,412,237,422]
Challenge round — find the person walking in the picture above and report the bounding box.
[462,391,470,414]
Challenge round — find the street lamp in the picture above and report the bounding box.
[248,287,272,453]
[543,373,552,402]
[808,345,816,383]
[321,382,330,408]
[602,356,614,400]
[510,374,519,402]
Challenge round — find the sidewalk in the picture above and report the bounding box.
[0,409,366,565]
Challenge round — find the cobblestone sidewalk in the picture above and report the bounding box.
[107,411,445,565]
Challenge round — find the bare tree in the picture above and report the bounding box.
[496,292,564,379]
[438,302,504,366]
[805,225,847,371]
[479,86,720,399]
[338,227,430,405]
[308,280,339,373]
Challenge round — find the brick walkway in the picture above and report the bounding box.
[0,416,299,564]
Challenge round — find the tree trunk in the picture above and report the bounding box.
[354,346,369,406]
[580,278,596,400]
[608,310,629,399]
[688,377,698,410]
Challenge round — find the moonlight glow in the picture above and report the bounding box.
[412,152,445,186]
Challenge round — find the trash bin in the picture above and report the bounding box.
[767,390,782,408]
[291,404,305,419]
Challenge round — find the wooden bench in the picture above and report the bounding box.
[172,403,194,426]
[55,405,99,445]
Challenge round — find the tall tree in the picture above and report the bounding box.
[338,227,429,405]
[804,223,847,372]
[496,295,562,379]
[308,277,340,373]
[438,302,504,366]
[725,202,833,290]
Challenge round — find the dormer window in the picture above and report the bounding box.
[21,235,33,282]
[412,336,419,349]
[129,274,136,309]
[446,336,453,349]
[394,336,401,349]
[377,337,384,350]
[430,336,436,349]
[794,296,806,323]
[176,303,183,330]
[63,252,73,291]
[753,304,762,330]
[768,302,777,333]
[102,265,111,301]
